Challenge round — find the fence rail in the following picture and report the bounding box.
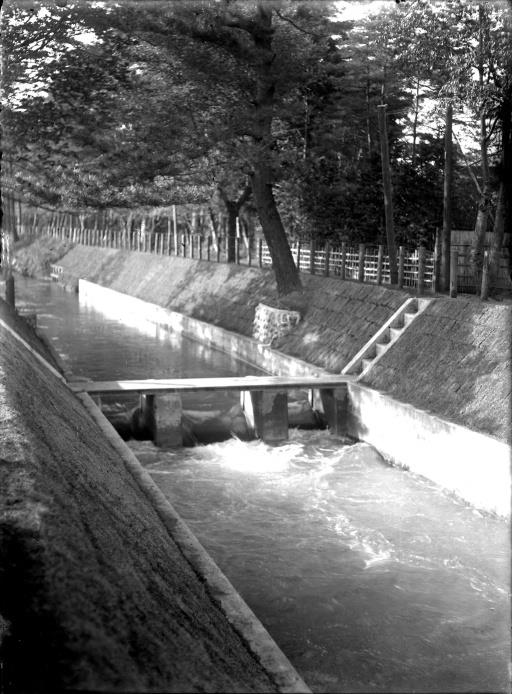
[30,224,504,295]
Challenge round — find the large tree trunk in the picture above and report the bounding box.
[218,184,251,264]
[441,101,453,292]
[250,164,302,295]
[248,4,302,296]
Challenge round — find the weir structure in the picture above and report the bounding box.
[70,374,355,445]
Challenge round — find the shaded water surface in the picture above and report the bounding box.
[16,277,511,693]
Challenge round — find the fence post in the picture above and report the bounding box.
[310,240,316,275]
[376,244,383,285]
[235,237,240,264]
[207,236,212,261]
[296,241,301,272]
[198,236,203,260]
[450,248,458,298]
[398,246,405,289]
[358,243,365,282]
[248,238,252,267]
[417,245,426,296]
[258,239,263,268]
[324,241,330,277]
[217,236,222,263]
[340,242,346,280]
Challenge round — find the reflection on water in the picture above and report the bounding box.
[15,276,264,411]
[15,276,511,693]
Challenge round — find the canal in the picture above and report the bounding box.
[16,277,511,693]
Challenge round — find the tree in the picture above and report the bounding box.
[4,1,350,296]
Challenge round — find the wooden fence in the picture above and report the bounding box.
[38,225,438,293]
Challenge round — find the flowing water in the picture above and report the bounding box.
[16,277,511,693]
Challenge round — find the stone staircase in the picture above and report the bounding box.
[342,297,431,379]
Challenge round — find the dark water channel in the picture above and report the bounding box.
[16,277,511,693]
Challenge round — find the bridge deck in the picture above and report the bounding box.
[69,374,354,395]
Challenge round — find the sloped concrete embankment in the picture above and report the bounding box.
[361,299,511,444]
[56,244,411,371]
[0,300,308,693]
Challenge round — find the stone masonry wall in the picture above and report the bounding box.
[362,299,511,443]
[276,279,410,371]
[0,307,278,692]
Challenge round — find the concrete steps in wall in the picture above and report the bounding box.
[342,297,431,379]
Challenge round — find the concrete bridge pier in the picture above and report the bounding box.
[242,390,289,444]
[140,393,183,447]
[319,385,349,436]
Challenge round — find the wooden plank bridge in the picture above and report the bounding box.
[70,374,355,446]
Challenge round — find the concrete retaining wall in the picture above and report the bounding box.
[0,304,309,693]
[79,281,511,517]
[346,383,511,517]
[57,245,411,371]
[80,280,328,379]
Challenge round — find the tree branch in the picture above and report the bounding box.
[274,10,325,39]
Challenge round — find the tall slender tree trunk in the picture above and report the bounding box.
[501,85,512,283]
[377,104,398,284]
[483,182,505,298]
[441,101,453,292]
[365,62,372,155]
[303,94,310,160]
[225,202,238,263]
[411,77,421,168]
[470,112,492,280]
[470,5,492,282]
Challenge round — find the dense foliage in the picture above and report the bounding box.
[2,0,511,290]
